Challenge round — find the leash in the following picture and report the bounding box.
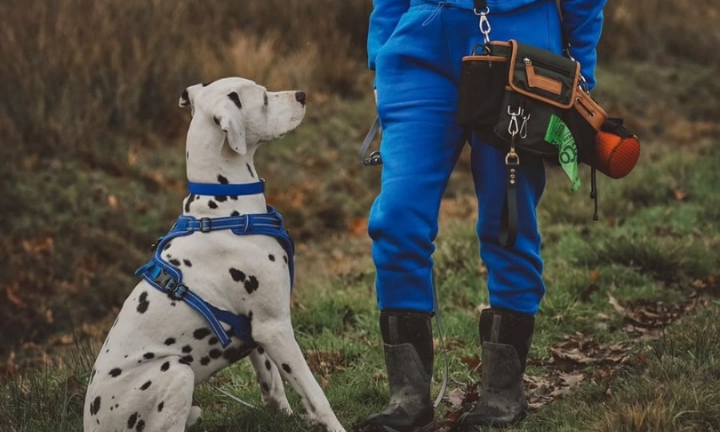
[360,117,383,166]
[134,181,295,349]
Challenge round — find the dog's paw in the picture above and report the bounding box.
[186,406,203,427]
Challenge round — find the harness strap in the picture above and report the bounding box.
[134,205,295,348]
[188,180,265,196]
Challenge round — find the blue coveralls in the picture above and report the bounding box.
[368,0,606,315]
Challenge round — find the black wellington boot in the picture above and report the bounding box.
[460,308,535,428]
[358,310,434,432]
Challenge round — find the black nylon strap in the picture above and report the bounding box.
[499,163,518,248]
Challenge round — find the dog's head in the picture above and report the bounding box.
[180,77,306,155]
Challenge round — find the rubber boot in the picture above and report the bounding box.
[358,310,434,432]
[460,308,534,428]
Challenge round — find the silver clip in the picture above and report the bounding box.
[520,113,531,139]
[507,106,522,136]
[474,7,491,44]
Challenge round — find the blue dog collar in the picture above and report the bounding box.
[188,180,265,196]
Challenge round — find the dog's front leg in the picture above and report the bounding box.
[252,322,346,432]
[247,347,292,414]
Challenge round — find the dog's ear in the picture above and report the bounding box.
[215,97,247,155]
[179,88,191,108]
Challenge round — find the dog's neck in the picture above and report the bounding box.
[182,125,267,217]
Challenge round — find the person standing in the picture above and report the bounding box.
[359,0,606,430]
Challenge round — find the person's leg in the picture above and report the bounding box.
[457,0,563,426]
[361,3,467,431]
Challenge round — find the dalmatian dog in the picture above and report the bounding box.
[83,77,346,432]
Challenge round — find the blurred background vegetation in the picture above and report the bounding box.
[1,0,719,373]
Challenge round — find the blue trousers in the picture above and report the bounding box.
[370,0,563,316]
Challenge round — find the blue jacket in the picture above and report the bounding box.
[368,0,607,89]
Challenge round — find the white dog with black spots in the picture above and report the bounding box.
[83,78,346,432]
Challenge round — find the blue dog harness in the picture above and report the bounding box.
[134,180,294,348]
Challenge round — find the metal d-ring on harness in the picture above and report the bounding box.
[134,180,295,349]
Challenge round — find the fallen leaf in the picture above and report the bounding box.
[608,293,626,314]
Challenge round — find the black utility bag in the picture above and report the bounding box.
[457,39,606,166]
[456,1,608,248]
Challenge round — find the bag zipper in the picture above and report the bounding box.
[522,57,574,77]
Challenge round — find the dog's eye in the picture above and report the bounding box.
[263,93,268,106]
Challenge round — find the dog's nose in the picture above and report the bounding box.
[295,91,306,106]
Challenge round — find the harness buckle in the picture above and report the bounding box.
[200,217,212,233]
[164,278,189,300]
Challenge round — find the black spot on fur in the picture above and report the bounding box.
[186,151,189,160]
[208,336,219,345]
[244,276,259,294]
[228,92,242,109]
[215,195,227,202]
[229,268,246,282]
[223,346,247,363]
[164,338,176,346]
[136,419,146,431]
[265,359,271,371]
[127,412,138,429]
[183,259,192,267]
[182,345,193,353]
[163,242,172,251]
[194,328,211,340]
[230,195,238,200]
[181,89,189,104]
[246,164,255,178]
[208,200,218,209]
[231,210,240,216]
[140,381,152,391]
[158,401,164,412]
[261,382,270,393]
[201,356,211,365]
[283,255,288,264]
[218,174,229,184]
[169,258,181,266]
[209,349,222,359]
[268,254,275,262]
[202,81,214,87]
[257,347,264,354]
[136,291,149,314]
[143,352,154,360]
[179,355,194,365]
[213,116,220,126]
[282,363,292,374]
[90,396,101,415]
[109,368,122,378]
[160,361,170,372]
[185,194,196,213]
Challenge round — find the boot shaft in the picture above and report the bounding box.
[479,308,534,370]
[380,309,434,376]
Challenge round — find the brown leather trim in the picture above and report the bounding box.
[462,55,508,62]
[574,90,608,131]
[526,63,562,95]
[506,40,580,109]
[488,41,512,48]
